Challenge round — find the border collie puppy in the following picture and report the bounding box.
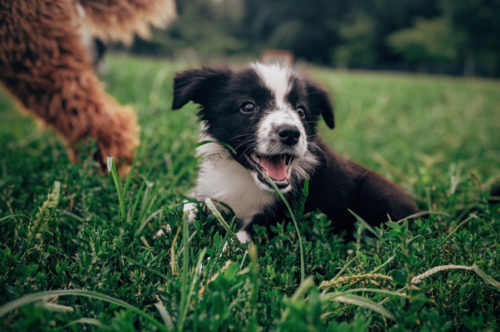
[172,63,418,242]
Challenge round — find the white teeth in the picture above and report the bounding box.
[249,154,260,164]
[247,153,295,189]
[257,173,289,187]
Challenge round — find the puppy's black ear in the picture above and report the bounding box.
[172,68,230,110]
[306,81,335,129]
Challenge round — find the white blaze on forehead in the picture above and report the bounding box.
[252,62,292,108]
[252,63,307,157]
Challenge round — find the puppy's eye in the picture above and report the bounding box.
[296,107,306,119]
[240,102,256,114]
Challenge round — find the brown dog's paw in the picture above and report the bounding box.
[95,105,140,175]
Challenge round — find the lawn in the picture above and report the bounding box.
[0,55,499,331]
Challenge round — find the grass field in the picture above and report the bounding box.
[0,55,499,331]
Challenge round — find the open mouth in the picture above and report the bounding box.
[244,153,294,189]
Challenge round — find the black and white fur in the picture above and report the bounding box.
[172,63,418,242]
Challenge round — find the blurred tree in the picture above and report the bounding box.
[388,18,462,64]
[239,0,440,67]
[125,0,500,76]
[334,13,377,68]
[239,0,351,63]
[362,0,440,67]
[440,0,500,76]
[132,0,246,58]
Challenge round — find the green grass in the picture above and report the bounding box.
[0,54,499,331]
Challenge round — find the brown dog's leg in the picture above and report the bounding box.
[79,0,176,45]
[0,0,139,173]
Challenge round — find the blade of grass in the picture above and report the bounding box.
[411,264,500,290]
[472,264,500,289]
[0,289,168,331]
[177,247,207,331]
[197,140,237,155]
[248,243,260,321]
[27,181,60,244]
[278,276,315,328]
[178,212,190,331]
[107,157,125,221]
[259,170,305,283]
[52,318,105,331]
[327,293,395,321]
[321,288,408,300]
[123,155,138,194]
[36,301,74,313]
[126,180,146,223]
[0,214,27,223]
[134,208,164,237]
[348,209,383,241]
[154,303,174,331]
[170,222,182,276]
[333,256,358,280]
[370,255,395,273]
[208,216,238,278]
[440,213,478,245]
[123,256,168,280]
[204,198,231,232]
[319,273,394,291]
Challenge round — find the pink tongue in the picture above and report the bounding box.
[259,156,288,181]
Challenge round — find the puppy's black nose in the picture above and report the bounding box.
[277,125,300,146]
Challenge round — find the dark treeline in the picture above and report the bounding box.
[129,0,500,77]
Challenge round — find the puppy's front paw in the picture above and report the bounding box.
[236,230,251,243]
[183,202,198,224]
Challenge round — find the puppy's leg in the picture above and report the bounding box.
[0,0,139,174]
[355,170,419,225]
[183,201,199,224]
[183,191,252,244]
[236,229,251,243]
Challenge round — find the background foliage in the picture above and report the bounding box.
[130,0,500,77]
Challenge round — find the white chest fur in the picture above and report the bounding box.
[191,140,275,228]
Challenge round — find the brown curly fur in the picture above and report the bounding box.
[0,0,176,174]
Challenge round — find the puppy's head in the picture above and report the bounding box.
[172,63,334,193]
